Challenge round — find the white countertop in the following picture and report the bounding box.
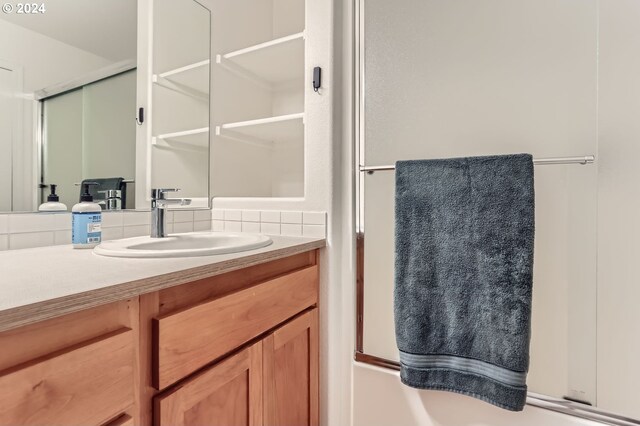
[0,235,325,332]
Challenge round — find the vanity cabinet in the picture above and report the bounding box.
[153,264,318,390]
[0,249,319,426]
[149,250,319,426]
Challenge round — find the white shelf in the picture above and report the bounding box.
[153,59,210,100]
[216,32,304,86]
[152,127,210,146]
[216,113,304,146]
[158,59,210,78]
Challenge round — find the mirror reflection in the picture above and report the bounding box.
[150,0,211,209]
[41,69,137,211]
[1,0,212,213]
[0,0,137,212]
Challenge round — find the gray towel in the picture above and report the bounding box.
[394,154,535,411]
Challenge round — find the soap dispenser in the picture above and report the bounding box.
[38,184,67,212]
[72,183,102,249]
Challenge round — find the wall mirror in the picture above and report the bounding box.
[150,0,211,208]
[356,0,640,424]
[0,0,212,213]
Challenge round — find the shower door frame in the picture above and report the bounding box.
[352,0,638,424]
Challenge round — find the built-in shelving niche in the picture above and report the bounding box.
[211,0,306,198]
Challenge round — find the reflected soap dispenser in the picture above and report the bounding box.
[38,184,67,212]
[72,183,102,249]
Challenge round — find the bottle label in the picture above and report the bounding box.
[72,212,102,245]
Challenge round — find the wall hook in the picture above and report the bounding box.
[313,67,322,93]
[136,107,144,125]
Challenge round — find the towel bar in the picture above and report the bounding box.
[360,155,595,173]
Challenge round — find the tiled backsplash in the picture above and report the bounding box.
[0,209,326,251]
[212,209,327,238]
[0,210,213,251]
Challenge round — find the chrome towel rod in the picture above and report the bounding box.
[360,155,596,174]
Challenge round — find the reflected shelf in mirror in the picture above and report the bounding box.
[152,59,210,101]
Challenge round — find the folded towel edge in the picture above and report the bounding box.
[400,366,528,412]
[399,351,527,387]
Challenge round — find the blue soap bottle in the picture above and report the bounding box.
[72,183,102,249]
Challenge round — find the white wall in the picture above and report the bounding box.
[596,0,640,417]
[0,19,112,211]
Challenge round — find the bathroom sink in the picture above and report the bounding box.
[94,232,273,258]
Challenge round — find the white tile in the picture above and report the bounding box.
[0,234,8,250]
[174,221,194,233]
[242,210,261,222]
[224,221,242,232]
[261,223,281,235]
[54,230,72,245]
[260,211,281,223]
[194,220,212,232]
[281,223,303,237]
[303,224,326,238]
[225,210,242,221]
[303,211,326,225]
[194,209,212,222]
[101,211,124,228]
[173,210,194,223]
[212,209,224,220]
[281,211,303,224]
[102,227,124,241]
[123,225,150,238]
[212,220,224,231]
[123,211,150,226]
[9,232,55,250]
[9,213,55,233]
[165,211,174,224]
[51,213,72,230]
[165,223,174,234]
[0,215,8,234]
[242,222,261,233]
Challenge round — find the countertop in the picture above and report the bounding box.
[0,236,325,332]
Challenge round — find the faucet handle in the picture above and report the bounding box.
[151,188,181,199]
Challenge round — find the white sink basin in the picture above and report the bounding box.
[94,232,272,258]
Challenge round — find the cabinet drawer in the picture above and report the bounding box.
[154,264,318,389]
[0,329,134,426]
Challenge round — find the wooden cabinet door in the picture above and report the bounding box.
[154,342,262,426]
[0,329,134,426]
[263,309,319,426]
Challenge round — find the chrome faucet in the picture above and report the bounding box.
[150,188,192,238]
[98,189,122,211]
